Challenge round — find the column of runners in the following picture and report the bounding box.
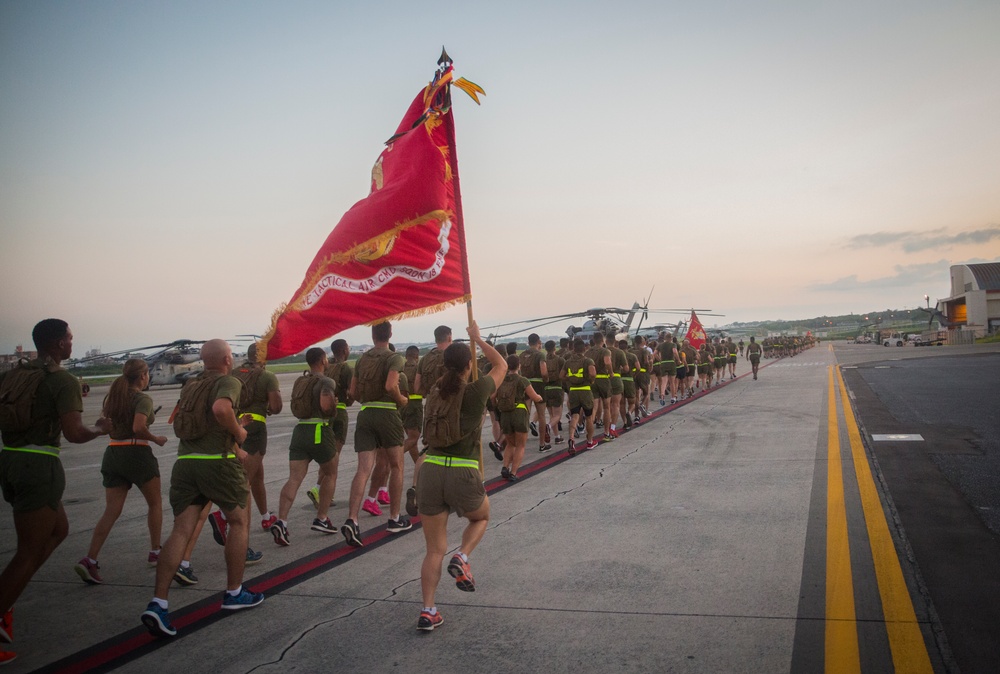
[0,318,816,659]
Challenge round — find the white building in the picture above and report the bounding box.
[938,262,1000,337]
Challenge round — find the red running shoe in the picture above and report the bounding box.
[447,554,476,592]
[417,610,444,632]
[208,511,228,546]
[0,609,12,644]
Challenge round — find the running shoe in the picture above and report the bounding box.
[417,610,444,632]
[376,488,390,505]
[671,397,677,404]
[306,486,320,508]
[539,444,552,452]
[447,554,476,592]
[1,609,11,644]
[74,558,103,585]
[261,513,277,530]
[529,421,538,436]
[506,472,519,482]
[245,548,263,565]
[173,565,198,586]
[567,439,576,456]
[221,587,264,611]
[586,439,600,450]
[361,499,383,517]
[594,420,603,428]
[500,466,511,479]
[489,441,503,461]
[208,511,228,546]
[341,520,363,548]
[311,517,336,534]
[633,415,641,425]
[0,650,15,666]
[406,486,418,517]
[659,397,666,407]
[147,549,160,567]
[554,435,564,444]
[557,420,563,431]
[387,516,412,533]
[270,520,290,547]
[573,428,581,439]
[141,602,176,637]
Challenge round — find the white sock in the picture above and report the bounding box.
[180,560,190,569]
[423,606,437,615]
[364,497,376,505]
[458,552,468,563]
[217,510,227,522]
[151,597,168,610]
[227,585,242,597]
[86,556,97,565]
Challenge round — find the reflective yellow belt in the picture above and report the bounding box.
[515,403,527,410]
[336,403,347,410]
[424,455,479,469]
[297,418,329,443]
[248,413,267,423]
[528,378,543,383]
[595,374,609,379]
[108,439,150,447]
[544,385,563,390]
[569,385,591,391]
[361,402,397,410]
[178,453,237,460]
[622,376,634,382]
[2,445,60,457]
[639,368,647,372]
[408,394,423,400]
[613,373,622,377]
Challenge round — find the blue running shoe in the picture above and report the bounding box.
[245,548,263,565]
[221,587,264,611]
[141,602,176,637]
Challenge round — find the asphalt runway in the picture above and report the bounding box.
[1,341,998,672]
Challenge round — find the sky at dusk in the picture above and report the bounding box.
[2,1,999,355]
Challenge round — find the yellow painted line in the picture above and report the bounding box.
[825,366,860,672]
[835,366,933,673]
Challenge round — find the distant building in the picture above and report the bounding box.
[0,346,39,372]
[938,262,1000,337]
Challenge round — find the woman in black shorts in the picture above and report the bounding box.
[74,359,167,584]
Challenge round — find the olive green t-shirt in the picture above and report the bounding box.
[610,347,628,375]
[427,376,496,460]
[0,361,82,448]
[545,354,565,385]
[109,391,155,440]
[177,374,242,456]
[584,347,611,375]
[403,360,418,395]
[519,348,545,380]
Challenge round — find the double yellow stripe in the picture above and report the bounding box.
[826,365,933,673]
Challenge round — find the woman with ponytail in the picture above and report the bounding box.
[415,321,507,632]
[74,358,167,584]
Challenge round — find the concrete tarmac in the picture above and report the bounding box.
[2,341,998,673]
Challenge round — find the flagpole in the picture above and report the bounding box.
[439,49,483,477]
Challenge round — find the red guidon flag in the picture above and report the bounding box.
[685,310,707,349]
[259,63,482,361]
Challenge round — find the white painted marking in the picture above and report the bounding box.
[875,366,892,369]
[871,434,924,442]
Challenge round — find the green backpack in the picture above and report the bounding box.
[173,372,223,440]
[231,363,264,413]
[422,381,467,448]
[495,375,518,413]
[290,372,325,419]
[0,360,51,433]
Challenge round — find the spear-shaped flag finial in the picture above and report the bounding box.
[438,46,452,67]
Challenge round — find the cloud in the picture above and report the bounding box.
[810,260,949,292]
[846,225,1000,253]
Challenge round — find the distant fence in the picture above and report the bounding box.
[949,330,976,346]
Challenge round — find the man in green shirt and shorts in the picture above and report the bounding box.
[141,339,262,638]
[1,319,111,664]
[342,321,411,547]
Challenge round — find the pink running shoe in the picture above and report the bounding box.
[376,488,390,505]
[361,499,383,517]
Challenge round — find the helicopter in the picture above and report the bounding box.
[485,300,723,344]
[73,340,208,387]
